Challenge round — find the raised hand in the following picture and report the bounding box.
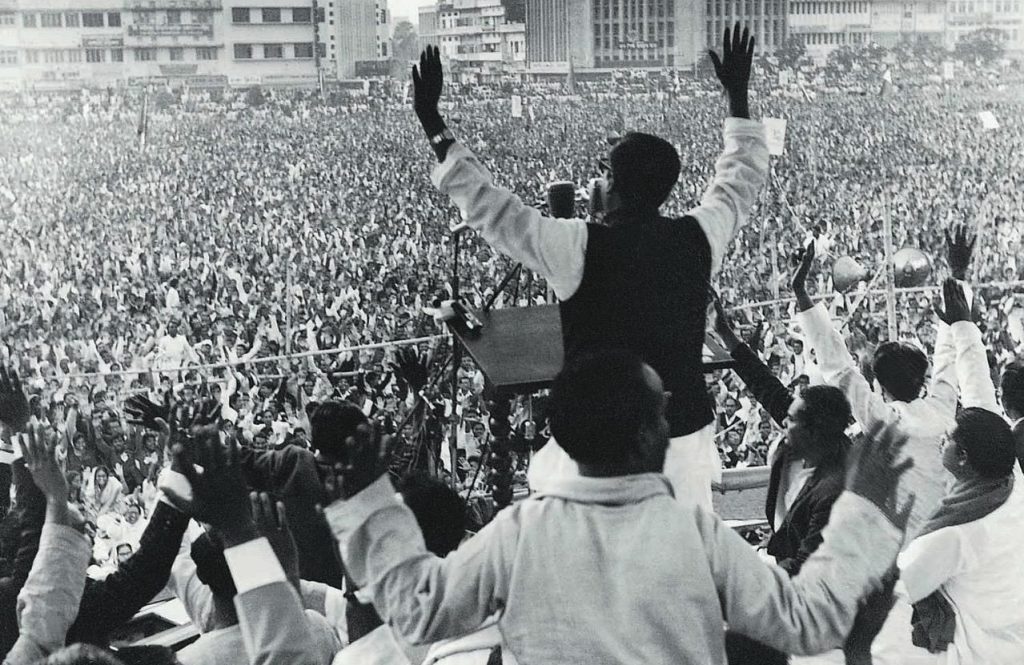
[19,423,66,502]
[944,223,976,281]
[0,365,30,432]
[708,23,755,117]
[251,491,300,588]
[845,422,915,531]
[322,422,394,501]
[169,427,253,543]
[791,241,816,311]
[934,278,972,325]
[412,45,443,119]
[124,393,172,431]
[747,320,766,354]
[390,347,430,395]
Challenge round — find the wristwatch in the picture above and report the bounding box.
[429,128,455,145]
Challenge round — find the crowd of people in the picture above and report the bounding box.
[1,28,1023,664]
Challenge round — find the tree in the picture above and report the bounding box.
[775,36,807,70]
[393,20,419,63]
[955,27,1007,64]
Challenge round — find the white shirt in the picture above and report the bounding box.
[430,119,769,302]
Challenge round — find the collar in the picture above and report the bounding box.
[532,473,675,506]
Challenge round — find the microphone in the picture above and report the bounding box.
[546,181,576,219]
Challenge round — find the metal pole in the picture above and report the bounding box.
[882,192,898,341]
[312,0,323,96]
[448,232,462,490]
[285,260,293,354]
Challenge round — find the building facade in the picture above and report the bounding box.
[418,0,525,82]
[524,0,767,72]
[0,0,383,89]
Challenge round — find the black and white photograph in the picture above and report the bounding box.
[1,0,1023,663]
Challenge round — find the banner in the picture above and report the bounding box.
[763,118,787,156]
[511,94,523,118]
[979,111,999,130]
[942,61,955,80]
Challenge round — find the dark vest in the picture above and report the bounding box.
[558,216,714,437]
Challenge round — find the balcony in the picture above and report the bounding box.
[126,0,222,8]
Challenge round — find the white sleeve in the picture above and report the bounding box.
[687,118,770,276]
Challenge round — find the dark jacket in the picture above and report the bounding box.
[0,461,46,656]
[729,342,844,576]
[68,499,190,645]
[559,217,715,437]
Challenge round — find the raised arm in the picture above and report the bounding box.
[792,244,897,431]
[709,423,913,655]
[713,302,792,426]
[689,24,769,276]
[412,46,586,301]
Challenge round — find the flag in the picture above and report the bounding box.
[763,118,787,156]
[879,68,894,97]
[137,92,149,149]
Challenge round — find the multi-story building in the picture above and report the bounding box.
[418,0,525,82]
[524,0,777,72]
[787,0,872,58]
[943,0,1023,52]
[0,1,381,89]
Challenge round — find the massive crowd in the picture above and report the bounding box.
[1,32,1024,664]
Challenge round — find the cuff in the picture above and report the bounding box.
[40,521,92,560]
[949,320,981,346]
[833,491,902,552]
[223,537,288,595]
[723,117,768,137]
[324,474,400,541]
[430,141,469,189]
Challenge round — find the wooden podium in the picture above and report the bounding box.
[449,304,736,396]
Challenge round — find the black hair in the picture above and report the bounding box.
[550,350,659,466]
[310,400,368,459]
[608,132,681,209]
[954,407,1017,479]
[397,472,467,557]
[872,342,928,402]
[191,531,237,599]
[1001,360,1024,416]
[799,385,852,438]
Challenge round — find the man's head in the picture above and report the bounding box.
[943,407,1016,479]
[602,132,680,217]
[550,350,669,475]
[116,542,134,566]
[191,531,237,600]
[124,503,141,525]
[1000,360,1024,420]
[785,385,852,464]
[872,342,928,403]
[309,400,369,462]
[723,396,739,418]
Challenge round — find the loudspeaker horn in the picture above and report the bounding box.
[832,256,870,293]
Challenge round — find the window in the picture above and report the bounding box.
[86,48,105,63]
[196,46,217,60]
[232,8,250,23]
[264,43,283,58]
[111,48,123,62]
[0,50,17,65]
[40,12,61,27]
[234,43,253,59]
[0,12,13,25]
[262,8,281,22]
[294,42,314,58]
[44,50,63,63]
[135,48,156,61]
[169,47,184,60]
[316,8,326,22]
[65,12,79,27]
[293,7,312,22]
[67,49,82,62]
[23,13,36,28]
[25,50,39,63]
[82,12,104,27]
[196,10,212,23]
[107,12,121,27]
[317,42,326,57]
[167,10,181,25]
